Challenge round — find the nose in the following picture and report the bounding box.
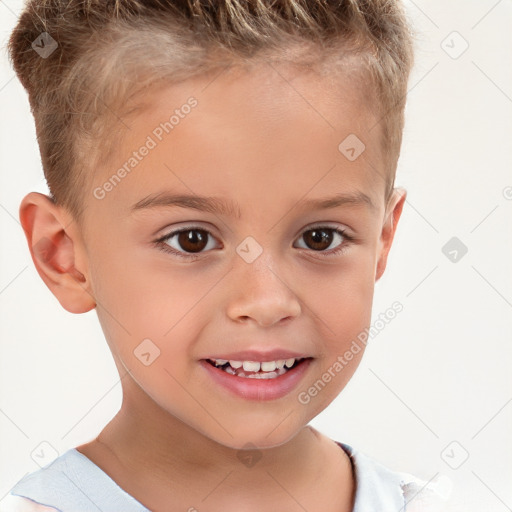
[226,258,301,327]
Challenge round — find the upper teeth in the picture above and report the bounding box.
[212,358,298,371]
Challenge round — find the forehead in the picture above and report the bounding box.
[86,61,385,224]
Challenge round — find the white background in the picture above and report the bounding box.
[1,0,511,509]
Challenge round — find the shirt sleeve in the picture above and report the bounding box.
[0,495,61,512]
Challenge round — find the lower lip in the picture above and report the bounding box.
[200,359,313,401]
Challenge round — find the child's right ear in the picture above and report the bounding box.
[18,192,96,314]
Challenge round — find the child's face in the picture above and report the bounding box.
[35,62,405,449]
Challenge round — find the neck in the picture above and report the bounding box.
[82,373,354,510]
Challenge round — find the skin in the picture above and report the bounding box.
[19,61,406,511]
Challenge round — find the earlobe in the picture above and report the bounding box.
[375,187,407,282]
[19,192,96,314]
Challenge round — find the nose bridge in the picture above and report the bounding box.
[226,245,301,327]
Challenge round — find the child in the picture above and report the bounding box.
[4,0,455,510]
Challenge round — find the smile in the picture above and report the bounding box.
[200,355,314,400]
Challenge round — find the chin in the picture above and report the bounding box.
[205,421,304,451]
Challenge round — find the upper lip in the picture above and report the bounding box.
[203,349,311,362]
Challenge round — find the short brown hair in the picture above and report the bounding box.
[8,0,415,226]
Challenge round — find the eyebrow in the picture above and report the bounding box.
[130,190,376,218]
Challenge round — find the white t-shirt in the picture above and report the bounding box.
[1,442,455,511]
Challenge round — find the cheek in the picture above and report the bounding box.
[298,253,375,393]
[88,249,218,376]
[298,289,371,418]
[89,243,208,327]
[304,251,376,330]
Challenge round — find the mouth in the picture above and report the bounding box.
[199,352,314,400]
[204,357,311,379]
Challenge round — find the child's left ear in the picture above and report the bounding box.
[375,187,406,282]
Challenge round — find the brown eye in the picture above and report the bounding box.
[294,226,351,256]
[158,228,217,257]
[175,229,209,253]
[302,228,335,251]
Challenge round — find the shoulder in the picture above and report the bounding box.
[6,448,150,512]
[398,472,465,512]
[397,472,461,512]
[338,442,463,512]
[0,495,59,512]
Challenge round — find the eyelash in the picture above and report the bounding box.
[154,225,354,260]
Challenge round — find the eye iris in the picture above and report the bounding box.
[178,230,208,253]
[305,229,333,251]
